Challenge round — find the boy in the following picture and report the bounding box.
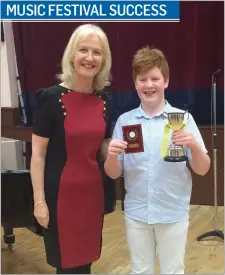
[104,47,210,274]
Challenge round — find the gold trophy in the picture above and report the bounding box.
[162,111,189,162]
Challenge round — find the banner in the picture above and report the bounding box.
[1,0,180,21]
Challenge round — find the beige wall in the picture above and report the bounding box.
[1,22,24,171]
[1,21,18,108]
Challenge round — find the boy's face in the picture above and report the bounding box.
[135,67,169,107]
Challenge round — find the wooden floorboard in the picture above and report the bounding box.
[1,202,224,274]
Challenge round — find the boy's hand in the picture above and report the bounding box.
[172,129,198,150]
[108,139,128,157]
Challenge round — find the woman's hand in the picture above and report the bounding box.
[34,202,49,229]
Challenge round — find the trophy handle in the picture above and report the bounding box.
[163,112,168,118]
[184,110,189,120]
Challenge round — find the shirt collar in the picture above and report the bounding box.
[134,100,172,119]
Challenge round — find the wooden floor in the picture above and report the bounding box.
[1,202,224,274]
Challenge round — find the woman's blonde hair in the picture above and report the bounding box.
[58,24,112,92]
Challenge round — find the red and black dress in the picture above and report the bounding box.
[32,85,114,269]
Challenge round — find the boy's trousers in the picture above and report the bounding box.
[125,215,189,274]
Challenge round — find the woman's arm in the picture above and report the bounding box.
[30,134,49,202]
[30,134,49,228]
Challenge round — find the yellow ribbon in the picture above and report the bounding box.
[161,120,187,158]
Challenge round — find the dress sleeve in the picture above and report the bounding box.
[32,89,55,138]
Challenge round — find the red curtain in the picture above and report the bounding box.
[13,1,224,125]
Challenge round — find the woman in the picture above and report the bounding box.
[30,24,113,274]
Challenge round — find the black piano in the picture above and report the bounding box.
[1,170,42,250]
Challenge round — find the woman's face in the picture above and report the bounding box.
[73,34,103,79]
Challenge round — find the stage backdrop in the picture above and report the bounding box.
[13,1,224,126]
[12,1,224,206]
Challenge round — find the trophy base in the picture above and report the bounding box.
[164,156,187,162]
